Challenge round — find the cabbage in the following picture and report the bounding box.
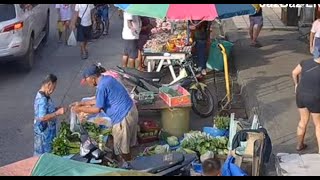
[167,136,179,147]
[154,145,169,154]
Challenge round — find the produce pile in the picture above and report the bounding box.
[52,122,111,156]
[144,20,192,53]
[214,116,230,130]
[181,131,229,156]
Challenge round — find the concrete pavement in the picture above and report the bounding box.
[232,7,298,31]
[224,9,318,170]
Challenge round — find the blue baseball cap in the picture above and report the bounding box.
[81,65,98,85]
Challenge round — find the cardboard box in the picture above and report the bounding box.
[159,85,191,107]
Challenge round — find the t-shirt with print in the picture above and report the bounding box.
[75,4,94,27]
[55,4,73,21]
[122,12,141,40]
[311,20,320,38]
[95,76,133,125]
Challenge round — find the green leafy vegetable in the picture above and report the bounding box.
[167,136,179,147]
[214,116,230,130]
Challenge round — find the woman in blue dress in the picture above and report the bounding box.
[33,74,65,156]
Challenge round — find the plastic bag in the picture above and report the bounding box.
[70,110,81,132]
[222,156,247,176]
[67,31,77,46]
[87,112,112,128]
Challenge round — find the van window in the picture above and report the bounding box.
[0,4,16,22]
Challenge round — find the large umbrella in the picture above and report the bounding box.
[114,4,257,20]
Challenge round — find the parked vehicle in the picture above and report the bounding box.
[0,4,50,71]
[114,56,217,118]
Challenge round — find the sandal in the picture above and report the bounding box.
[296,144,308,151]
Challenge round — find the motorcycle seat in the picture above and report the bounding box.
[117,66,166,80]
[128,152,184,174]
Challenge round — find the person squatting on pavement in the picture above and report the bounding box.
[33,74,65,156]
[56,4,73,45]
[122,12,141,68]
[72,4,95,60]
[292,47,320,153]
[71,64,139,161]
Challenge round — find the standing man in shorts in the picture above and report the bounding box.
[72,64,139,161]
[249,4,263,47]
[122,12,141,68]
[72,4,95,60]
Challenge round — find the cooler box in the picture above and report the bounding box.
[159,86,191,107]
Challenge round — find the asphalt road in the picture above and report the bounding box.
[0,5,124,166]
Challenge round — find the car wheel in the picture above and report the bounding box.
[43,12,50,44]
[20,37,34,72]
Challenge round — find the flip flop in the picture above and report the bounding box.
[296,144,307,151]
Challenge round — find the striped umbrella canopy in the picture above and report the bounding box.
[114,4,257,20]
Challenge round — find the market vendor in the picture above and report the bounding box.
[33,74,65,156]
[71,64,139,161]
[191,20,210,76]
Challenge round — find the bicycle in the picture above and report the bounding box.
[92,5,109,39]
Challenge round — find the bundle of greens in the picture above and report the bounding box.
[181,131,229,155]
[52,122,81,156]
[52,122,112,156]
[214,116,230,130]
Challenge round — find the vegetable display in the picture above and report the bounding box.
[167,136,179,147]
[52,122,80,156]
[181,131,229,156]
[214,116,230,130]
[52,122,112,156]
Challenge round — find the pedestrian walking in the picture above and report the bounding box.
[292,49,320,153]
[33,74,65,156]
[56,4,73,44]
[249,4,263,47]
[122,12,141,68]
[309,17,320,55]
[72,4,95,60]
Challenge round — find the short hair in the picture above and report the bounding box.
[41,74,57,85]
[202,158,221,175]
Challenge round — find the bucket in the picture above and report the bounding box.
[161,107,191,138]
[207,39,233,71]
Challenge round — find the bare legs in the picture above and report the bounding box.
[249,24,262,46]
[297,108,310,150]
[311,113,320,153]
[297,108,320,153]
[122,56,135,68]
[80,41,88,59]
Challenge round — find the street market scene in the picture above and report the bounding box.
[0,4,320,176]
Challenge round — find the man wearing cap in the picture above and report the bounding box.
[71,64,138,161]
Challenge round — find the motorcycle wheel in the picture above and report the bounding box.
[191,87,216,118]
[92,18,105,39]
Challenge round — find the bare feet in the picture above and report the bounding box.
[296,144,307,151]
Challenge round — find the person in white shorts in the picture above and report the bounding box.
[56,4,73,44]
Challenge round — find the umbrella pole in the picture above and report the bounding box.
[187,21,190,45]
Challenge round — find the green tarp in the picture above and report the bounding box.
[31,153,127,176]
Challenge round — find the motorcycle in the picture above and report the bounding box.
[113,56,216,118]
[70,126,197,176]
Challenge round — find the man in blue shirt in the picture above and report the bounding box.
[72,64,138,161]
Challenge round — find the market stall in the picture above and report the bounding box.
[142,19,193,84]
